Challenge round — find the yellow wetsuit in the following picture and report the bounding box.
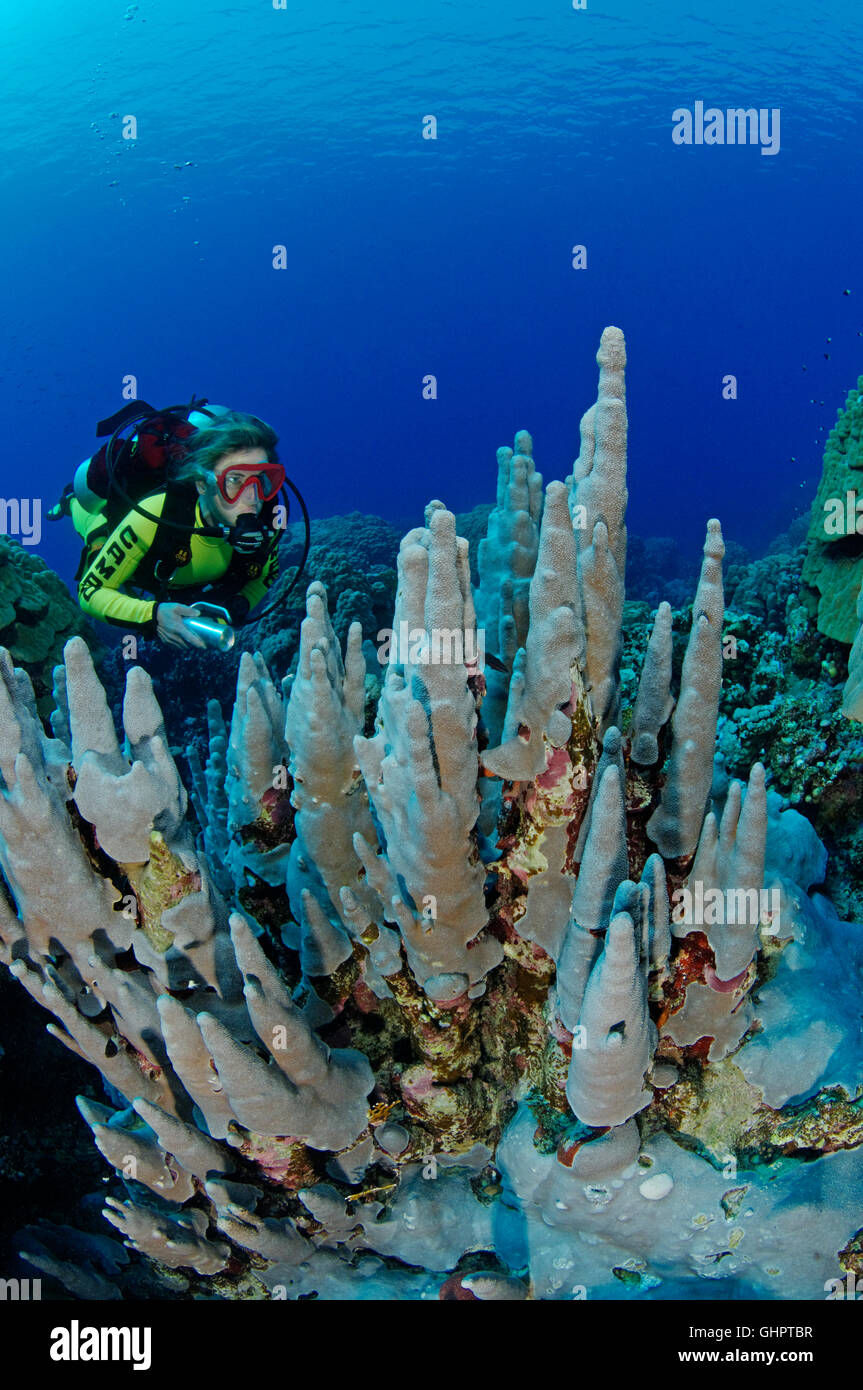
[75,493,279,631]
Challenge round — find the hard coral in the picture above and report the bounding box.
[1,329,861,1301]
[0,536,96,718]
[802,374,863,643]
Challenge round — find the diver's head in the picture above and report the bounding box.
[198,449,285,528]
[171,411,283,528]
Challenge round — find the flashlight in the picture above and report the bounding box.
[182,603,235,652]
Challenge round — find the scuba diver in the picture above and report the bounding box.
[50,399,310,650]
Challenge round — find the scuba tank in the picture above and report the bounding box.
[73,403,232,520]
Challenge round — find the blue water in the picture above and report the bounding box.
[2,0,861,588]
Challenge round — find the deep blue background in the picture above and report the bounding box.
[1,0,861,587]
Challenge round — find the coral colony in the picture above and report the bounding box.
[0,328,861,1301]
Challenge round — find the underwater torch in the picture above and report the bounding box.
[182,603,235,652]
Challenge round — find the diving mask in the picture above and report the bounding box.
[216,461,285,504]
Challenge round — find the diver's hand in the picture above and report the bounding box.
[154,603,207,649]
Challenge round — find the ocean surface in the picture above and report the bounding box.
[1,0,861,587]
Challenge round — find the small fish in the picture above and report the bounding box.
[484,651,509,674]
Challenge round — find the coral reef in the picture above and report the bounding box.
[726,548,800,629]
[0,536,96,719]
[1,328,861,1301]
[801,375,863,644]
[91,520,400,760]
[243,516,399,680]
[625,534,698,612]
[282,512,401,575]
[842,584,863,721]
[453,502,494,585]
[713,542,863,920]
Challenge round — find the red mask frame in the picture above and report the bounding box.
[215,460,285,503]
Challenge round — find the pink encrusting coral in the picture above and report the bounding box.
[0,328,861,1300]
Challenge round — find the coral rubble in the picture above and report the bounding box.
[1,328,861,1301]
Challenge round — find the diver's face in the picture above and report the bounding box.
[198,449,267,526]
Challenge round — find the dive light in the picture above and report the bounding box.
[182,603,235,652]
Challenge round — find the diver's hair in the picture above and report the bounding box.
[171,411,280,486]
